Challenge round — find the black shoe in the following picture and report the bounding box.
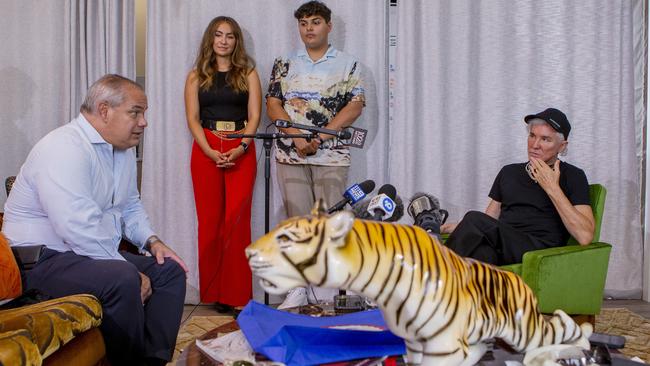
[213,302,244,318]
[213,302,233,313]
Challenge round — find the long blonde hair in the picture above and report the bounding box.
[194,16,255,93]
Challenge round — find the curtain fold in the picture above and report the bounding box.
[0,0,135,209]
[391,0,644,297]
[67,0,136,115]
[142,0,388,304]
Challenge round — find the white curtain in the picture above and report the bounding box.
[391,0,645,298]
[2,0,643,302]
[142,0,388,304]
[0,0,135,208]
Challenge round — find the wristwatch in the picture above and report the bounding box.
[144,235,160,252]
[240,141,249,152]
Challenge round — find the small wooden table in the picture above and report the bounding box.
[175,306,634,366]
[179,320,240,366]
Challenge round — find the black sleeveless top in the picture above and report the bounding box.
[198,71,248,122]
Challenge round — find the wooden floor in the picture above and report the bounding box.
[182,299,650,322]
[603,299,650,319]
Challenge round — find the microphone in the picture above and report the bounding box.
[367,184,397,221]
[275,119,352,139]
[407,192,449,235]
[352,190,404,222]
[327,180,376,214]
[341,126,368,149]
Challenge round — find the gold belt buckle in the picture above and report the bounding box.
[215,120,236,132]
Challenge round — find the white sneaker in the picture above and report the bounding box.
[278,287,308,309]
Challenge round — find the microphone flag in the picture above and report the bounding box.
[327,180,376,214]
[341,126,367,149]
[344,184,368,205]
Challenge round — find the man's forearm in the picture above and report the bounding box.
[266,97,291,123]
[266,97,311,137]
[122,197,156,249]
[547,187,595,245]
[323,101,363,132]
[484,199,501,219]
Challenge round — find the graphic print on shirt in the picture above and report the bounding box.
[268,49,365,167]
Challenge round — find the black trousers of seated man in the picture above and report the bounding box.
[25,248,186,366]
[445,211,549,265]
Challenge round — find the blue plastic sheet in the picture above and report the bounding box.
[237,301,406,366]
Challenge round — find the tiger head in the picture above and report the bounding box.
[245,200,356,295]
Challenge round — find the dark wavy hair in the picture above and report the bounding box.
[294,1,331,23]
[193,16,255,93]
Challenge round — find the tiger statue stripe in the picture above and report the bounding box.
[246,203,592,366]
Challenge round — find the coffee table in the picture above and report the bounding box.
[174,305,640,366]
[176,319,241,366]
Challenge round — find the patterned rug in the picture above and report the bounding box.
[171,315,234,365]
[173,308,650,365]
[595,308,650,363]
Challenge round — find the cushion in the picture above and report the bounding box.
[0,232,21,300]
[0,294,103,365]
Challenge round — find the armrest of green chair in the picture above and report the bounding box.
[499,263,522,275]
[516,242,611,315]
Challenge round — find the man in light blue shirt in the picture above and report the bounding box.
[2,74,187,366]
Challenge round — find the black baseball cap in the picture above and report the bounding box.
[524,108,571,140]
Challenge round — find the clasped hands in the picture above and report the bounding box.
[294,136,322,158]
[208,146,245,168]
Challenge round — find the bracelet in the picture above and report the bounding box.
[144,235,160,251]
[240,141,249,152]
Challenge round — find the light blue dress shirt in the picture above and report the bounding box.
[2,114,155,260]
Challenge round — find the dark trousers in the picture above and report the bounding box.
[26,248,186,365]
[445,211,547,265]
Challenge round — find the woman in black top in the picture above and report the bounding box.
[184,16,261,310]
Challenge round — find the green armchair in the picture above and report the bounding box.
[499,184,611,318]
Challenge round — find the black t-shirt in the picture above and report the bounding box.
[198,71,248,122]
[488,162,590,246]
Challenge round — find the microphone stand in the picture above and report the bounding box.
[229,131,313,305]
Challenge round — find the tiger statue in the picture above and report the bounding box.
[246,202,592,366]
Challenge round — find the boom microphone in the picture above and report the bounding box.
[328,180,376,214]
[275,119,352,140]
[407,192,448,235]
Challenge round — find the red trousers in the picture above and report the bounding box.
[191,130,257,305]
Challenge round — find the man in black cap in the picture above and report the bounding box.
[440,108,595,265]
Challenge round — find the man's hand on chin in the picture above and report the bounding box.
[529,157,561,192]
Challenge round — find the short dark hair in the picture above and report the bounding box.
[294,1,331,23]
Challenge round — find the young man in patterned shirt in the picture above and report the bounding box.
[266,0,365,306]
